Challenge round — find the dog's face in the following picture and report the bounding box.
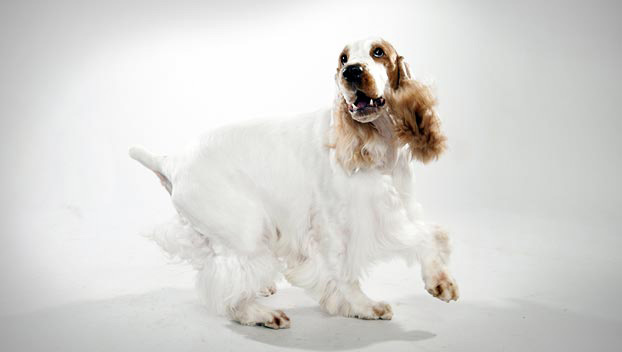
[336,38,409,123]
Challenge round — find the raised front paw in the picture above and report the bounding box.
[424,270,459,303]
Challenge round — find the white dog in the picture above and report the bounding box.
[130,38,458,329]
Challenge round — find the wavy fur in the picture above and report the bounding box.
[386,80,447,163]
[130,38,458,330]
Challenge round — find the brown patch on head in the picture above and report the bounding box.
[370,39,399,86]
[367,39,411,90]
[336,47,350,73]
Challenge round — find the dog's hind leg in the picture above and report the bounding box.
[195,249,289,329]
[170,177,289,328]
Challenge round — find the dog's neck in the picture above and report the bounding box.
[330,97,400,174]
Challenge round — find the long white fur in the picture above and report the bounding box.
[130,38,458,328]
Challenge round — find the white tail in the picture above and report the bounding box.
[129,145,172,194]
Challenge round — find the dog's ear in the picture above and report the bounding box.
[392,55,412,90]
[386,70,447,163]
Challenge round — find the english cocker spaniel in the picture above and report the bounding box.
[130,37,459,329]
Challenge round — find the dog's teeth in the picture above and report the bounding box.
[351,103,357,110]
[369,99,374,106]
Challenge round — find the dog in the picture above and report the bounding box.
[130,37,458,329]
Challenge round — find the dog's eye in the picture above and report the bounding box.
[340,54,348,64]
[373,47,384,58]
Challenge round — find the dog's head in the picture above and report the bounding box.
[336,38,410,123]
[332,38,446,171]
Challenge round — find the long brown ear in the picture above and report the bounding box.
[386,76,447,163]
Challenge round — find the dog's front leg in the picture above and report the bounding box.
[321,280,394,320]
[285,253,393,320]
[382,218,459,302]
[392,163,459,302]
[413,224,460,302]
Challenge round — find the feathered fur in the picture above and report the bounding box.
[130,38,459,329]
[331,97,397,172]
[386,80,447,163]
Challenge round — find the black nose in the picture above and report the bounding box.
[343,64,363,83]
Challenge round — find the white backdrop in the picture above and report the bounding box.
[1,0,621,351]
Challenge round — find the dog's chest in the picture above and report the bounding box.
[310,171,403,248]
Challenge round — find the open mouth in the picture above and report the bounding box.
[348,90,386,113]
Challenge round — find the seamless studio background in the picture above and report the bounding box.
[0,0,621,351]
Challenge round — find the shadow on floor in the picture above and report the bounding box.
[225,305,435,350]
[0,287,620,352]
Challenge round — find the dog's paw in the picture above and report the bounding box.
[424,269,459,302]
[256,310,291,329]
[350,302,393,320]
[239,309,291,330]
[371,302,394,320]
[235,302,291,330]
[258,283,277,297]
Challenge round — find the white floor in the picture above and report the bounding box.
[1,207,620,351]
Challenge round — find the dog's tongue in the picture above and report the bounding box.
[355,91,371,109]
[356,100,369,109]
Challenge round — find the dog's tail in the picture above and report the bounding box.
[129,145,172,195]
